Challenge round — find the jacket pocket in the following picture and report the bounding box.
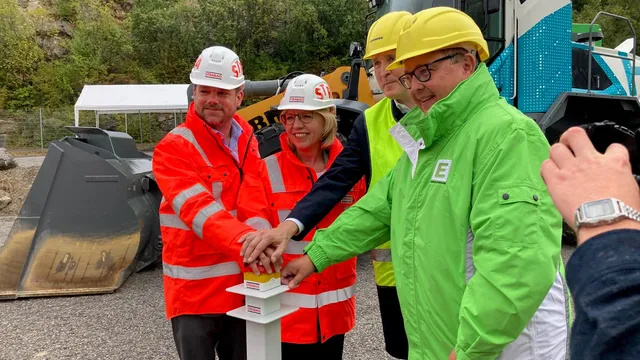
[199,162,231,179]
[494,185,542,244]
[198,164,234,205]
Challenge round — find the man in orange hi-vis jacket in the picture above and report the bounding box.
[152,45,274,360]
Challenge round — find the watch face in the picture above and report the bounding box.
[584,199,616,218]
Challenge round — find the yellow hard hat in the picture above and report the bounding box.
[387,7,490,70]
[362,11,412,60]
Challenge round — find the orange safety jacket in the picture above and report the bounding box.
[152,102,272,319]
[261,133,366,344]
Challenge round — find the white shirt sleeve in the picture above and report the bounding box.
[284,218,304,236]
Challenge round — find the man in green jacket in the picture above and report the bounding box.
[281,7,569,360]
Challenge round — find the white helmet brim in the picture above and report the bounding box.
[277,102,336,111]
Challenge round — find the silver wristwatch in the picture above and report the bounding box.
[574,198,640,229]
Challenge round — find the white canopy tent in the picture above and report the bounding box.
[73,84,190,127]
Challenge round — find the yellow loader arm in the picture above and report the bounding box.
[237,66,378,132]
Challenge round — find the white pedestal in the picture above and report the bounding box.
[227,284,299,360]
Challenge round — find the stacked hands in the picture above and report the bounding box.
[238,224,314,288]
[238,126,640,288]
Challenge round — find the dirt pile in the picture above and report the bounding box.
[0,165,40,216]
[0,148,17,170]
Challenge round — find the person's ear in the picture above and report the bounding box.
[235,89,244,107]
[462,53,477,75]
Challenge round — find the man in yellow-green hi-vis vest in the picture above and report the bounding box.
[238,11,415,360]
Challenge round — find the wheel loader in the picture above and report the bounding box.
[1,0,639,299]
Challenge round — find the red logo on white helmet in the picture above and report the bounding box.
[314,83,331,100]
[231,59,243,79]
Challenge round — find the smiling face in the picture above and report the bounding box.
[193,84,244,128]
[402,48,477,114]
[372,50,407,100]
[281,110,326,151]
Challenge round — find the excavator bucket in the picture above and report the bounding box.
[0,127,162,300]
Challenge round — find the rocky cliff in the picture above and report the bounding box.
[15,0,132,60]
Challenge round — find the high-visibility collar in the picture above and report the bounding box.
[404,63,500,148]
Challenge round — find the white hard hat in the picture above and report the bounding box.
[277,74,335,111]
[190,46,245,90]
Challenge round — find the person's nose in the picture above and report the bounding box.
[381,64,391,78]
[411,75,425,91]
[292,116,305,129]
[205,94,220,106]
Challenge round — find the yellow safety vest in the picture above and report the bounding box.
[364,97,404,287]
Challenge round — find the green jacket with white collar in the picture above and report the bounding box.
[305,63,569,360]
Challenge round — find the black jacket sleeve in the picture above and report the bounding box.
[287,113,371,240]
[566,229,640,360]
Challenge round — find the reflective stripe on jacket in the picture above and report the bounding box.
[152,102,272,319]
[261,132,365,344]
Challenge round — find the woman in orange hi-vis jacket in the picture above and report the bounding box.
[256,74,365,359]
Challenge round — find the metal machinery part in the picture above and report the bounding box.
[0,127,161,299]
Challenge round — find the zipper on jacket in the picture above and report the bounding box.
[236,132,253,184]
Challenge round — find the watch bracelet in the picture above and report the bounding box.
[621,201,640,222]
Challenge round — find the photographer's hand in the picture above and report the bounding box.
[541,127,640,245]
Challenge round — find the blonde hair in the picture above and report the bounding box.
[284,107,337,150]
[317,107,338,149]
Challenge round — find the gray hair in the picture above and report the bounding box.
[443,42,482,69]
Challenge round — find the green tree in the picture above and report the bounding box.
[53,0,81,22]
[0,0,45,109]
[131,0,205,83]
[195,0,286,79]
[70,0,137,84]
[34,0,152,108]
[0,0,370,111]
[573,0,640,54]
[272,0,368,75]
[573,0,589,12]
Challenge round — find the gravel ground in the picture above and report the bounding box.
[0,213,575,360]
[0,248,387,360]
[0,155,43,218]
[13,156,46,168]
[0,166,40,217]
[0,155,576,359]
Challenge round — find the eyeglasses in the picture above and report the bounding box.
[281,111,315,125]
[398,53,464,89]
